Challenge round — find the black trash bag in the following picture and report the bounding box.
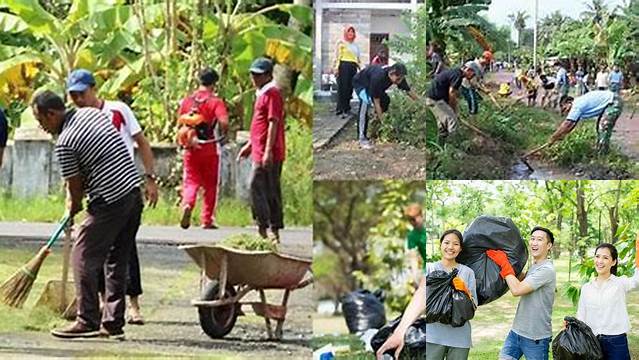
[552,317,604,360]
[370,316,427,360]
[341,289,386,333]
[425,269,454,325]
[451,287,477,327]
[425,268,476,327]
[457,216,528,305]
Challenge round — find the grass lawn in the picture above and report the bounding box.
[313,257,639,359]
[0,191,253,227]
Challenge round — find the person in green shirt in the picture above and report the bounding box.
[404,203,427,284]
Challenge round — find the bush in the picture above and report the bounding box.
[381,93,435,149]
[282,120,312,226]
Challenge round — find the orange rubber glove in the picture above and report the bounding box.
[452,276,472,299]
[486,249,515,279]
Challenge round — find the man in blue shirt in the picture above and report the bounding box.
[524,90,623,157]
[0,108,7,169]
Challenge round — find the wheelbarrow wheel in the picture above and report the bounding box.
[198,280,238,339]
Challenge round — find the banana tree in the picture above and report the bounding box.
[0,0,146,126]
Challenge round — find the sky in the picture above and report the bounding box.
[484,0,626,40]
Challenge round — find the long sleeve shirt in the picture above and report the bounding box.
[577,269,639,336]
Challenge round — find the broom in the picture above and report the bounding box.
[0,214,71,308]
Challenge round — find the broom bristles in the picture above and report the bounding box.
[0,247,50,308]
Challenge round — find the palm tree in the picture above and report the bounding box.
[508,10,530,48]
[581,0,610,26]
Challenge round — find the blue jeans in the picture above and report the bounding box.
[460,86,479,114]
[598,334,631,360]
[500,330,551,360]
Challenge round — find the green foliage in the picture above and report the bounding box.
[381,93,434,149]
[281,119,312,226]
[219,233,276,252]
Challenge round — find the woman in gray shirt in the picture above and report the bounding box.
[376,229,477,360]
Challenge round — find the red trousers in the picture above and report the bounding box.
[181,143,220,226]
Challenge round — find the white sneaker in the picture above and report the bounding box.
[359,139,373,149]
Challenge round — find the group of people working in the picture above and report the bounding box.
[332,26,629,157]
[25,56,285,339]
[375,203,638,360]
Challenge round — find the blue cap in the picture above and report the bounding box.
[66,69,96,92]
[249,57,273,74]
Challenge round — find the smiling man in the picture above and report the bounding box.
[486,226,557,360]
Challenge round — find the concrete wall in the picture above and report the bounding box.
[0,131,253,202]
[319,9,409,75]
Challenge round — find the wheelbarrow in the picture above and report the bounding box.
[180,245,313,340]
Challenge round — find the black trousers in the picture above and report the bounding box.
[73,188,143,331]
[336,61,358,114]
[250,162,284,230]
[98,242,142,297]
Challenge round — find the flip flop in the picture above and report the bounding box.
[127,315,145,325]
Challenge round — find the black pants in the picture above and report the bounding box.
[73,188,143,331]
[356,90,389,141]
[250,162,283,230]
[336,61,358,114]
[98,242,142,297]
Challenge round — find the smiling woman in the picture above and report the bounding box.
[575,237,639,359]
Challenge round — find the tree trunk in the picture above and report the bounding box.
[609,180,622,243]
[575,181,588,258]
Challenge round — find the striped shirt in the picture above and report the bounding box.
[55,107,139,205]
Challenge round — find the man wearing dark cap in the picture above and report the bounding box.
[178,67,229,229]
[426,61,479,143]
[352,62,419,149]
[32,90,143,339]
[237,57,285,242]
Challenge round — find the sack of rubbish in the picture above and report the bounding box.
[341,289,386,333]
[218,233,277,252]
[425,268,476,327]
[457,216,528,305]
[370,316,426,360]
[552,317,604,360]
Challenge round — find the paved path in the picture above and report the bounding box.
[312,99,352,150]
[0,222,312,259]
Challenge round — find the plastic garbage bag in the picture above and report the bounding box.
[425,268,476,327]
[370,316,427,360]
[341,289,386,333]
[552,316,604,360]
[451,287,477,327]
[457,216,528,305]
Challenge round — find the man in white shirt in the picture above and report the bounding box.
[596,65,609,90]
[67,69,158,325]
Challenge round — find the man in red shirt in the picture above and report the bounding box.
[178,68,229,229]
[237,58,285,242]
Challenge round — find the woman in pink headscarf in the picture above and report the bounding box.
[333,25,361,119]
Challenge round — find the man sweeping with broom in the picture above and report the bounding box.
[30,90,143,339]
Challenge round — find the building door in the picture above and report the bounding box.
[370,33,389,64]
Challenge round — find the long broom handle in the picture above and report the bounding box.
[44,215,71,250]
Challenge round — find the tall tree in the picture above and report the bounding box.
[508,10,530,48]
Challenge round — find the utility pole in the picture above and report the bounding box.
[533,0,538,69]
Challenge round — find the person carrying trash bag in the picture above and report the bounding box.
[574,235,639,359]
[371,316,426,360]
[486,226,557,360]
[376,229,477,360]
[552,317,603,360]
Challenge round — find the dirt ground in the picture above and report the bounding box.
[0,235,312,359]
[314,120,426,181]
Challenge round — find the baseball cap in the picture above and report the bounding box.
[464,61,482,76]
[66,69,96,92]
[249,57,274,74]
